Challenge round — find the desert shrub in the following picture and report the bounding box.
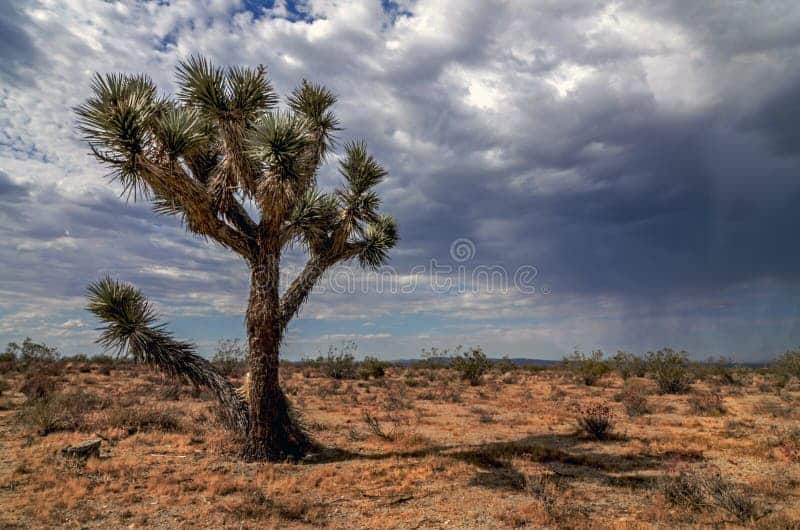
[419,346,451,369]
[755,397,794,418]
[403,372,422,387]
[103,405,184,434]
[563,349,611,386]
[5,337,60,369]
[0,350,16,364]
[16,398,63,435]
[776,428,800,463]
[548,384,566,401]
[316,342,358,379]
[694,356,751,386]
[358,356,387,379]
[616,380,650,416]
[773,348,800,380]
[723,419,755,439]
[362,410,396,440]
[612,350,646,380]
[0,377,9,395]
[15,389,101,435]
[91,353,116,365]
[661,471,707,510]
[689,391,726,416]
[19,373,56,400]
[705,474,763,523]
[661,471,764,523]
[646,348,693,393]
[451,346,490,385]
[576,402,615,439]
[212,338,247,377]
[493,355,516,373]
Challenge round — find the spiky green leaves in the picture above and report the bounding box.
[285,190,338,250]
[358,215,399,270]
[177,56,277,121]
[339,140,387,195]
[155,106,207,160]
[335,140,386,235]
[75,73,159,196]
[288,80,340,159]
[229,65,278,119]
[86,276,160,354]
[248,111,310,182]
[176,56,227,116]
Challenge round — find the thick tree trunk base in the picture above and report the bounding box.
[242,390,314,462]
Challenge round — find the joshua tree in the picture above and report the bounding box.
[76,56,397,460]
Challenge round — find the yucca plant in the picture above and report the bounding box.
[76,56,398,461]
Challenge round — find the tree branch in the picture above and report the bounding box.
[279,242,363,330]
[138,156,257,258]
[279,257,327,330]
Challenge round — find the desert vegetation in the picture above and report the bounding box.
[1,340,799,528]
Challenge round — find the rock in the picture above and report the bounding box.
[61,439,101,459]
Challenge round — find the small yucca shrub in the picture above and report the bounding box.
[576,402,615,439]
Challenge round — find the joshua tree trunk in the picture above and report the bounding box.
[243,251,310,461]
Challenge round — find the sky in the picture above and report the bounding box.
[1,0,800,362]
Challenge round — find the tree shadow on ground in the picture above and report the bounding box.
[303,432,704,493]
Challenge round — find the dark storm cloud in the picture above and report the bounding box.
[1,0,799,358]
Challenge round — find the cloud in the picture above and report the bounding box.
[0,0,799,360]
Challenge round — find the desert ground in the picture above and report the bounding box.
[0,358,799,529]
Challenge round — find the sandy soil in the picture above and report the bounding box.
[0,362,798,529]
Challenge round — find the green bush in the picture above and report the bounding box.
[611,350,646,380]
[563,349,611,386]
[5,337,60,369]
[773,348,800,380]
[317,342,358,379]
[451,346,490,386]
[646,348,693,393]
[358,356,387,379]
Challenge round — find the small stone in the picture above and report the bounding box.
[61,438,101,459]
